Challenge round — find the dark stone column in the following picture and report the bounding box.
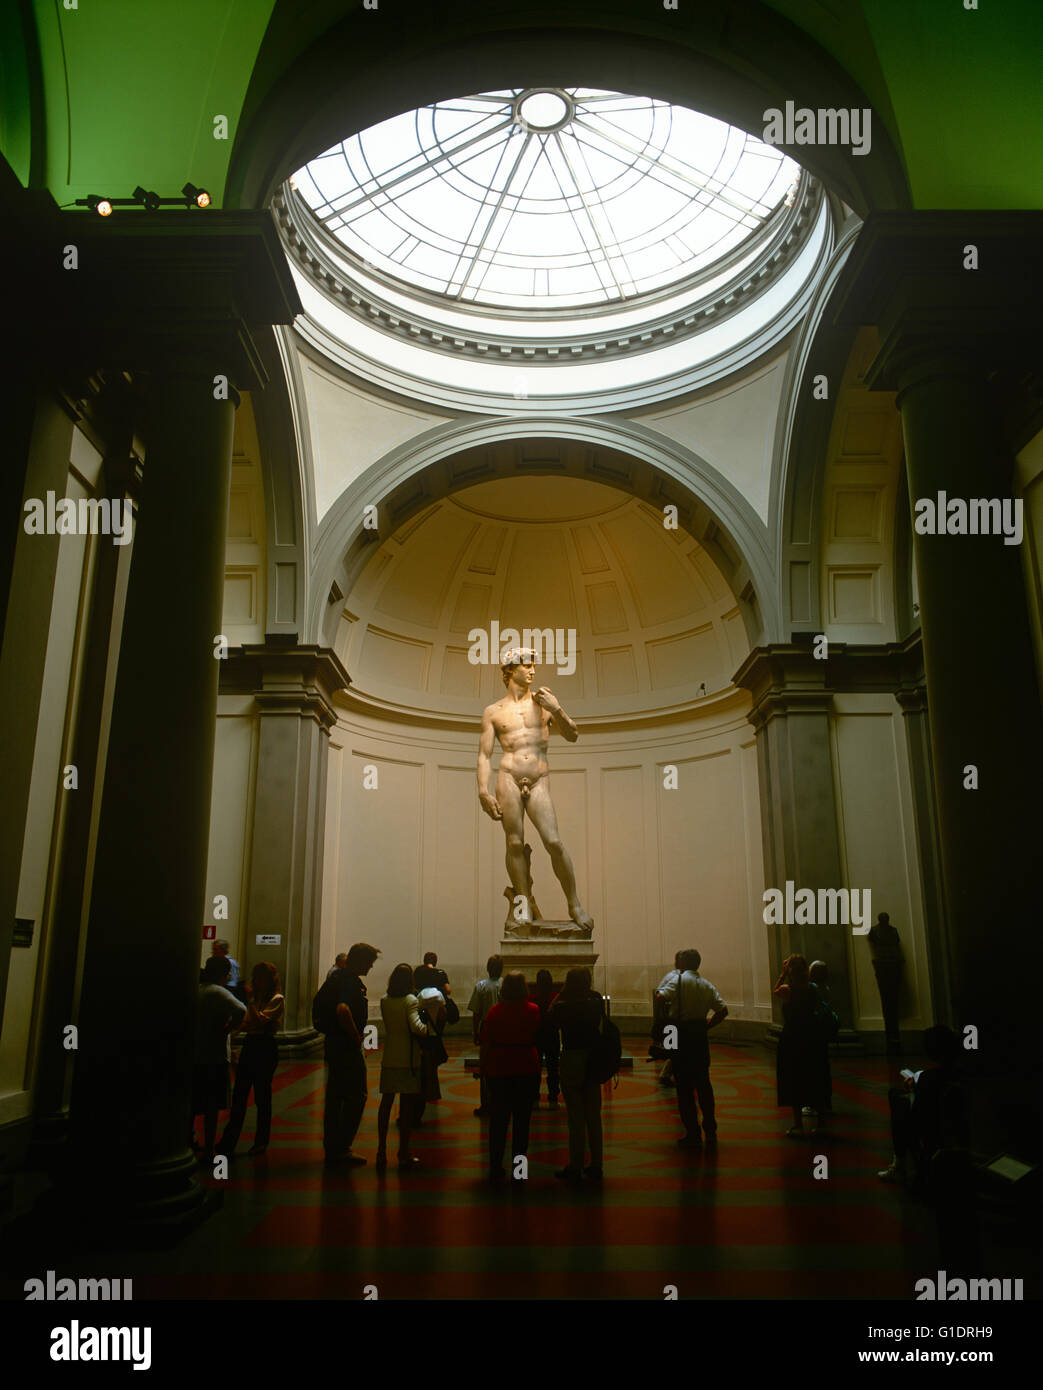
[61,374,235,1234]
[3,201,301,1240]
[893,677,953,1031]
[0,395,74,1033]
[893,356,1043,1063]
[832,213,1043,1143]
[28,425,140,1165]
[222,642,349,1056]
[734,649,856,1035]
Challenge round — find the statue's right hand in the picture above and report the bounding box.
[479,792,502,820]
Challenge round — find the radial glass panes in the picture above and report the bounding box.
[293,89,799,310]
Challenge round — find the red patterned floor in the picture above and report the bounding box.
[131,1039,939,1300]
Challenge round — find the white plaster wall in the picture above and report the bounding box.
[633,352,790,525]
[203,698,257,970]
[0,463,95,1121]
[323,698,767,1020]
[831,693,932,1035]
[297,354,451,522]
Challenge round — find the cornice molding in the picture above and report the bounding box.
[830,212,1043,396]
[333,679,751,735]
[21,208,303,391]
[734,634,926,729]
[274,175,824,368]
[219,640,351,731]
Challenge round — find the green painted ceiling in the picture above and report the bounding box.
[768,0,1043,209]
[2,0,1040,212]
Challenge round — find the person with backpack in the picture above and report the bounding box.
[809,959,839,1125]
[655,949,728,1149]
[315,941,380,1167]
[774,953,831,1137]
[481,971,541,1182]
[549,967,607,1183]
[530,969,560,1106]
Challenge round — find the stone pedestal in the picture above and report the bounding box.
[499,935,599,979]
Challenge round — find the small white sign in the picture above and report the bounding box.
[256,934,281,946]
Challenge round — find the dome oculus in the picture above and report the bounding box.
[293,89,799,310]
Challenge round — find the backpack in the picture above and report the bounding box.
[312,972,344,1035]
[587,1008,623,1085]
[812,996,840,1044]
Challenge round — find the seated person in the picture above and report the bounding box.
[879,1024,966,1188]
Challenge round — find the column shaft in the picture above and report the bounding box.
[899,366,1043,1067]
[65,375,234,1230]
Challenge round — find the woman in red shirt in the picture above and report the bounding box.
[480,971,541,1183]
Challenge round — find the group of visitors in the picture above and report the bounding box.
[190,950,284,1161]
[191,930,959,1192]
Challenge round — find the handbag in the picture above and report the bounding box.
[445,995,460,1026]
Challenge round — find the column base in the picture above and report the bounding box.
[24,1108,69,1171]
[274,1027,325,1060]
[33,1149,219,1249]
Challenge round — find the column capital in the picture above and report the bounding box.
[734,635,926,729]
[829,212,1043,429]
[221,638,351,732]
[26,206,301,391]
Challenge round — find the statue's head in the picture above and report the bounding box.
[501,647,536,687]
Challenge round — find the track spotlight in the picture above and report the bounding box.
[181,182,211,209]
[86,195,113,217]
[133,184,162,212]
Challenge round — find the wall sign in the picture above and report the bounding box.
[256,934,281,946]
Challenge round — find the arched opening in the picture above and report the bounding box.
[320,464,768,1021]
[228,1,909,216]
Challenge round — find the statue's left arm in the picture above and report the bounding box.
[533,687,578,742]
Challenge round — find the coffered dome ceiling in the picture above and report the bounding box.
[333,475,751,723]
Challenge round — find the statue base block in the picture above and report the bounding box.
[499,934,599,978]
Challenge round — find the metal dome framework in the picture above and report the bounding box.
[293,88,799,312]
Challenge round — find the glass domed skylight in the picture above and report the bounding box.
[293,89,799,311]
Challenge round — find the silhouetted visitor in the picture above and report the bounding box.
[218,961,285,1158]
[530,969,560,1106]
[192,955,246,1160]
[868,912,904,1053]
[414,951,451,995]
[550,967,606,1182]
[774,954,830,1137]
[879,1025,967,1188]
[319,942,379,1168]
[211,938,241,993]
[377,963,436,1171]
[326,952,348,980]
[482,971,541,1182]
[809,959,836,1121]
[656,948,728,1148]
[469,954,503,1116]
[652,952,684,1086]
[412,978,448,1126]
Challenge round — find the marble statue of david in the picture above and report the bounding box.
[477,648,594,936]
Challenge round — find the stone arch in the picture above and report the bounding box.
[773,227,906,643]
[308,417,776,652]
[227,0,909,217]
[247,327,311,637]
